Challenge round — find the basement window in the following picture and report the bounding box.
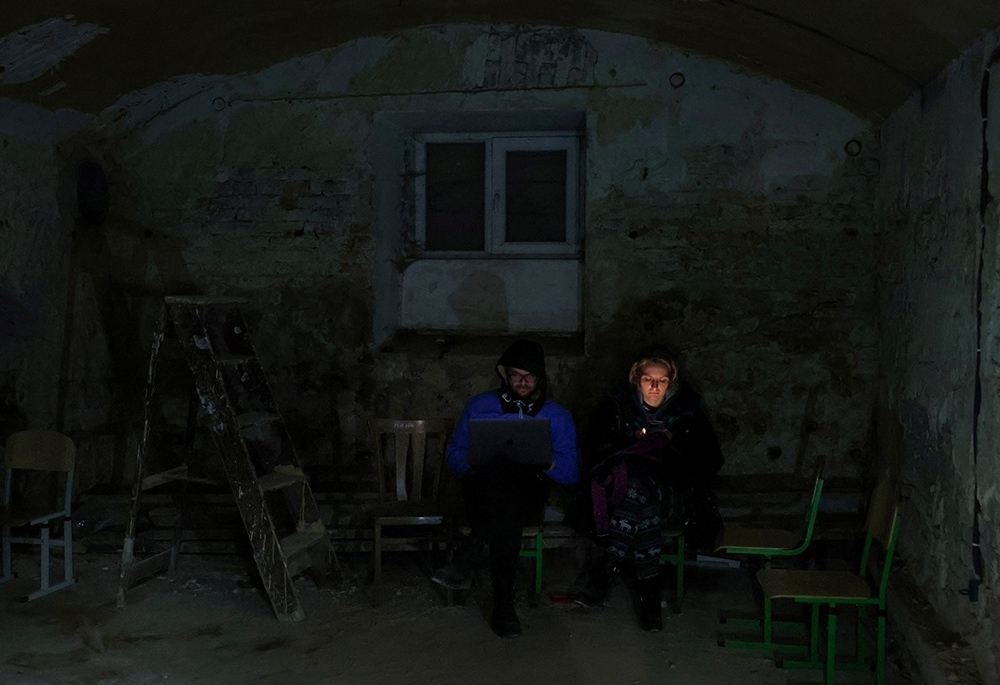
[415,133,580,256]
[371,111,586,346]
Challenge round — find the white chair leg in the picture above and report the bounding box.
[373,522,382,583]
[39,525,50,592]
[63,517,74,587]
[0,524,12,584]
[26,521,75,601]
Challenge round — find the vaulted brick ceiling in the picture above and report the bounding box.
[3,1,999,121]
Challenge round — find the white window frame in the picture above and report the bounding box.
[414,131,580,257]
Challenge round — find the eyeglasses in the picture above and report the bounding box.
[509,371,537,383]
[640,375,669,388]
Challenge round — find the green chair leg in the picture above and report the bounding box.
[780,604,823,669]
[675,535,684,604]
[877,608,887,685]
[722,596,809,653]
[533,530,543,595]
[518,529,544,598]
[659,534,685,612]
[826,607,837,685]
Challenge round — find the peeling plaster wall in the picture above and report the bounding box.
[48,25,875,482]
[0,131,64,429]
[877,31,1000,683]
[0,105,73,432]
[0,102,118,489]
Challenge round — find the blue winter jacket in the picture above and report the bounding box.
[446,391,580,485]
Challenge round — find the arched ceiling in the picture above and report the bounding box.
[2,1,999,122]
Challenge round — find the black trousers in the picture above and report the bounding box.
[462,461,551,606]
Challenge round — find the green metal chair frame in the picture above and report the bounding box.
[659,528,685,610]
[1,430,77,601]
[715,458,825,651]
[519,526,544,597]
[756,479,901,685]
[448,524,544,604]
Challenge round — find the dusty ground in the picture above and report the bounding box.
[1,549,920,685]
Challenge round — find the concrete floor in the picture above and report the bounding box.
[0,547,924,685]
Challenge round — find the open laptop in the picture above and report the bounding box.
[467,418,553,467]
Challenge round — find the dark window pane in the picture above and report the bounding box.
[505,150,567,243]
[425,143,485,251]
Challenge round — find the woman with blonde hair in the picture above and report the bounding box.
[575,353,723,631]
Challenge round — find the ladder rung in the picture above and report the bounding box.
[258,468,307,492]
[237,412,280,428]
[280,531,326,561]
[141,465,216,491]
[165,296,249,306]
[216,354,255,365]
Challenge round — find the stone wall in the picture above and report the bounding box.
[0,127,65,433]
[0,102,127,489]
[2,25,878,488]
[877,31,1000,683]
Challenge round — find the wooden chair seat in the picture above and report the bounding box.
[757,568,872,601]
[716,525,803,552]
[370,500,443,525]
[458,524,539,537]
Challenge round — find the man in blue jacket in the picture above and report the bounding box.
[432,339,579,637]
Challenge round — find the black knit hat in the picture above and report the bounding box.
[496,339,546,379]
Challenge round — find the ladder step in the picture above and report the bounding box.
[280,531,327,576]
[258,466,308,492]
[217,354,255,365]
[237,412,280,429]
[164,296,249,306]
[141,465,216,491]
[280,530,326,558]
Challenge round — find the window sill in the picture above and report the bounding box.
[377,329,585,357]
[410,251,582,261]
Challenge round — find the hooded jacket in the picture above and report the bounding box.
[589,377,724,483]
[446,340,579,485]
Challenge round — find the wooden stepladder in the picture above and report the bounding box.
[118,296,334,621]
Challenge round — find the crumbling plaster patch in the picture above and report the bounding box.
[0,134,68,428]
[0,17,108,85]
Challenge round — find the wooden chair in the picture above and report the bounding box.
[1,430,77,600]
[756,479,901,685]
[715,457,826,651]
[370,419,453,583]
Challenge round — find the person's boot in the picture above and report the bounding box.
[491,601,522,638]
[432,537,485,590]
[637,576,663,632]
[490,562,522,638]
[573,555,620,608]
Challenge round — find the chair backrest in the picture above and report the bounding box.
[5,431,75,472]
[4,430,76,516]
[371,419,453,503]
[796,456,826,548]
[859,479,901,601]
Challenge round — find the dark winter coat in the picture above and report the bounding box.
[586,379,724,542]
[588,379,724,486]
